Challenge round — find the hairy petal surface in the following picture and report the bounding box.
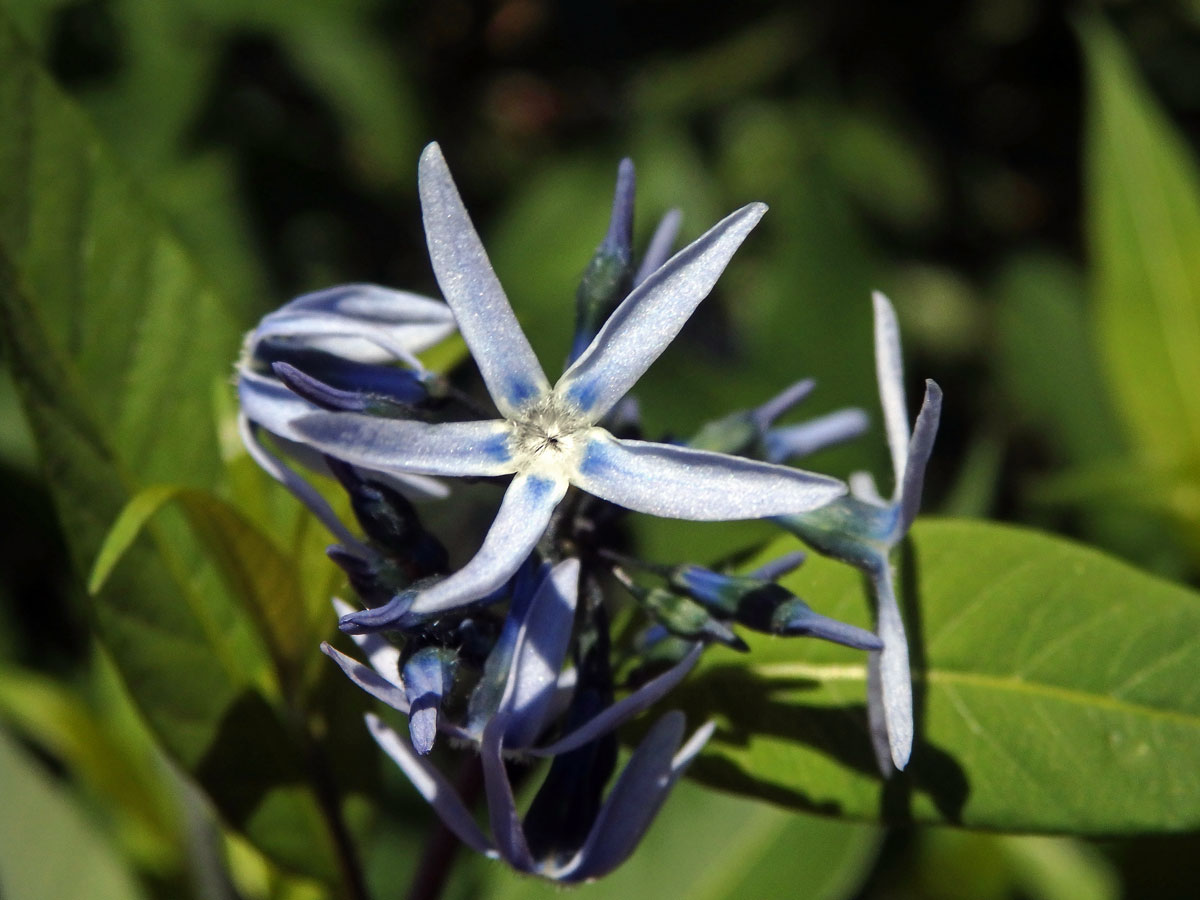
[558,203,767,421]
[573,434,845,520]
[292,412,516,478]
[418,143,550,415]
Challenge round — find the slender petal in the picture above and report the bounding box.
[254,283,456,363]
[292,411,515,478]
[237,413,364,547]
[898,380,942,535]
[502,559,580,749]
[747,549,806,582]
[764,408,870,463]
[418,143,550,416]
[573,434,845,520]
[332,598,402,684]
[604,159,636,256]
[870,564,912,772]
[321,642,409,713]
[560,712,687,882]
[531,643,703,757]
[751,379,816,432]
[872,292,909,493]
[558,203,767,422]
[366,714,497,856]
[632,209,682,288]
[480,715,536,871]
[403,473,568,620]
[237,368,315,441]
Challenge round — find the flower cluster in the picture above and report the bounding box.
[236,142,939,881]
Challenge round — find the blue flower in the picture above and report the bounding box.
[324,558,710,881]
[290,143,846,632]
[776,292,941,773]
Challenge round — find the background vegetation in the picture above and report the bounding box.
[2,1,1200,898]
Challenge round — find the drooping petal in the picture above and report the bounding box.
[480,715,536,871]
[764,408,870,463]
[531,643,703,758]
[418,142,550,416]
[237,368,316,441]
[557,203,767,422]
[237,413,364,547]
[872,292,909,495]
[256,283,456,361]
[573,433,845,520]
[898,380,942,535]
[332,598,402,685]
[558,711,689,882]
[321,642,409,713]
[632,208,682,288]
[501,558,580,749]
[404,646,457,754]
[292,411,515,478]
[365,714,497,857]
[868,564,912,772]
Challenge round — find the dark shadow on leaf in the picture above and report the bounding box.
[670,660,969,825]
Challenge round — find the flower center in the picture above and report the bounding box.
[509,394,588,477]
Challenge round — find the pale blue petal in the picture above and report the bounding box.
[747,549,806,582]
[405,473,569,619]
[530,643,702,758]
[480,715,536,871]
[321,642,409,713]
[332,598,402,684]
[848,471,886,506]
[501,558,580,749]
[365,714,497,857]
[292,412,515,478]
[872,292,909,494]
[559,711,687,882]
[898,380,942,535]
[750,379,815,432]
[237,413,364,548]
[558,203,767,422]
[764,408,870,463]
[632,209,682,288]
[572,434,845,520]
[237,368,315,441]
[870,564,912,772]
[418,143,550,417]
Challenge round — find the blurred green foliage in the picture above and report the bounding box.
[3,1,1200,899]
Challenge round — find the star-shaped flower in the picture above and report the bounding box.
[776,292,941,773]
[293,142,847,631]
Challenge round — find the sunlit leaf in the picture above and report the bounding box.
[0,17,359,881]
[677,519,1200,834]
[1081,19,1200,495]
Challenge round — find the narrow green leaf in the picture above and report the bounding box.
[0,17,357,882]
[0,728,148,900]
[677,519,1200,834]
[1082,18,1200,477]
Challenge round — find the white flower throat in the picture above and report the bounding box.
[508,393,591,479]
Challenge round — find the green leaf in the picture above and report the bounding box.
[1082,18,1200,479]
[0,727,148,900]
[91,485,323,701]
[0,17,356,882]
[676,519,1200,834]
